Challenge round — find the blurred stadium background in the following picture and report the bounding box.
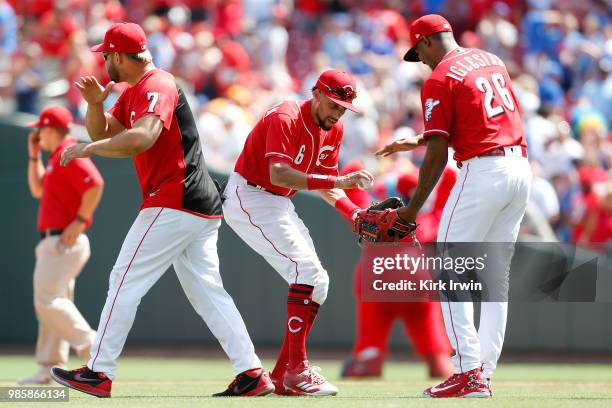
[1,0,612,391]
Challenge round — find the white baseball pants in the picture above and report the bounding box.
[437,155,531,378]
[87,207,261,379]
[222,172,330,305]
[33,234,96,368]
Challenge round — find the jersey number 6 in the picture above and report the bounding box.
[294,145,306,165]
[475,73,515,119]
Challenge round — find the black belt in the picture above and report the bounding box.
[246,181,284,196]
[39,229,62,239]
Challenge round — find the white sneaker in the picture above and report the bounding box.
[284,361,338,396]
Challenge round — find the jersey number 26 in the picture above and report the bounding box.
[475,73,515,119]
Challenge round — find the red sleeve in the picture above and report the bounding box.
[313,126,342,176]
[264,113,296,164]
[421,78,453,139]
[108,89,127,126]
[69,158,104,194]
[131,75,178,130]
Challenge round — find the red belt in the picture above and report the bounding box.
[458,146,527,168]
[246,181,284,196]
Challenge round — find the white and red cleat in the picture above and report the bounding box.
[422,367,491,398]
[271,374,301,396]
[283,361,338,396]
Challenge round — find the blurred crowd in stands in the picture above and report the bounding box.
[1,0,611,245]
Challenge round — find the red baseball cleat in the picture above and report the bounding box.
[422,367,491,398]
[213,368,275,397]
[340,353,383,378]
[50,366,112,398]
[283,361,338,396]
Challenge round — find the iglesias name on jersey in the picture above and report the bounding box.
[234,100,343,197]
[421,47,526,163]
[109,69,222,218]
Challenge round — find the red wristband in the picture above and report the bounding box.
[334,197,361,223]
[307,174,337,190]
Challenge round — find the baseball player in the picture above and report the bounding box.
[356,15,531,398]
[49,23,272,398]
[341,162,454,379]
[20,106,103,385]
[222,69,373,396]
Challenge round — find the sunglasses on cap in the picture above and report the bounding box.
[321,83,357,102]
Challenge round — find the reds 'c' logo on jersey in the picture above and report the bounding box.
[317,145,335,164]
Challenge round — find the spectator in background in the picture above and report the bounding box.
[581,60,612,127]
[5,0,612,246]
[14,43,44,114]
[529,161,561,225]
[476,2,518,61]
[579,181,612,245]
[0,0,17,55]
[36,2,80,59]
[540,120,584,180]
[20,106,103,385]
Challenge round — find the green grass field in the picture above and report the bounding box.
[2,355,612,407]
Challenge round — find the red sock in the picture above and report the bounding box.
[271,285,316,377]
[307,301,320,335]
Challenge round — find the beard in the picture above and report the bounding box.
[316,112,334,131]
[107,61,120,82]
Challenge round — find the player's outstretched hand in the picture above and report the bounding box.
[337,169,374,190]
[375,135,424,157]
[74,76,115,105]
[60,143,92,166]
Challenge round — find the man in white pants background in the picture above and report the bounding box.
[49,22,272,398]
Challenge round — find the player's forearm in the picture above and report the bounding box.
[27,158,44,198]
[270,164,309,189]
[85,128,153,158]
[269,163,361,191]
[77,184,103,219]
[399,137,448,221]
[319,188,345,206]
[320,189,362,223]
[86,103,111,141]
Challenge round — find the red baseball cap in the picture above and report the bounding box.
[91,22,148,53]
[403,14,453,62]
[26,106,73,130]
[315,69,359,113]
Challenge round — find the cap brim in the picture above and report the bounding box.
[328,96,360,113]
[25,121,40,128]
[90,43,105,52]
[403,46,420,62]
